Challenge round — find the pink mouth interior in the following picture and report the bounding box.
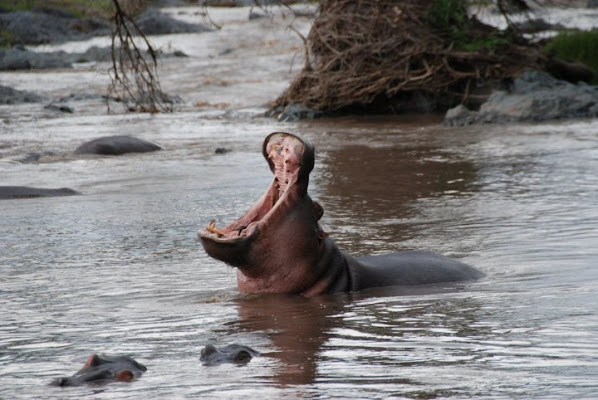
[206,134,305,239]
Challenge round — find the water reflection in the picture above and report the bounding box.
[310,133,478,256]
[228,284,485,392]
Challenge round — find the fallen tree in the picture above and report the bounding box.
[270,0,553,116]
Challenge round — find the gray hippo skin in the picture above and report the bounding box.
[52,354,147,387]
[74,135,163,155]
[0,186,80,200]
[200,344,259,365]
[198,132,484,296]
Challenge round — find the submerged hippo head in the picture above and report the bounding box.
[52,354,147,387]
[198,132,328,294]
[200,344,259,365]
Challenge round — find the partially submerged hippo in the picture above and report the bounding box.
[74,135,163,155]
[52,354,147,387]
[0,186,80,200]
[200,344,259,365]
[199,132,484,296]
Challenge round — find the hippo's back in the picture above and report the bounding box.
[349,250,484,290]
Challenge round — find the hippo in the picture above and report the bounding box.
[200,344,259,365]
[198,132,484,296]
[74,135,163,155]
[0,186,80,200]
[52,354,147,387]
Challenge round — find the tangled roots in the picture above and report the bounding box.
[272,0,545,113]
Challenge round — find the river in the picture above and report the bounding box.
[1,6,597,400]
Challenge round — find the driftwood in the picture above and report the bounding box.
[271,0,547,114]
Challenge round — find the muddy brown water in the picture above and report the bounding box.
[1,6,598,400]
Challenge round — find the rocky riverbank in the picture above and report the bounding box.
[0,6,209,71]
[444,70,598,126]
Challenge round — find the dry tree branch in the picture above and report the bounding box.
[107,0,174,113]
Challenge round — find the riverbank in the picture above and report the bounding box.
[1,4,597,125]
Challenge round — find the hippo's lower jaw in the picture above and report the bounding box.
[199,132,484,296]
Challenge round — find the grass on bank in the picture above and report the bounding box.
[546,30,598,85]
[0,0,152,18]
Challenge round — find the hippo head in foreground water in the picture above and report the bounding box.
[198,132,484,296]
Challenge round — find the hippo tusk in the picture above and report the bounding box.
[206,220,227,237]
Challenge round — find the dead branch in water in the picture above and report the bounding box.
[108,0,174,113]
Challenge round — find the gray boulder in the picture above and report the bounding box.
[267,103,324,122]
[134,9,212,35]
[0,45,184,71]
[0,8,208,47]
[0,85,44,104]
[444,70,598,126]
[0,47,72,70]
[0,10,83,45]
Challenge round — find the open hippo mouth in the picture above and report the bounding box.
[198,132,317,267]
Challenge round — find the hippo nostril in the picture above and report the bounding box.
[55,377,71,387]
[233,350,252,363]
[115,370,134,382]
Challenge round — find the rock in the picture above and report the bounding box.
[268,103,324,122]
[69,17,111,35]
[0,45,187,71]
[444,105,476,126]
[444,70,598,126]
[44,103,74,113]
[0,8,210,47]
[0,85,44,104]
[0,10,83,45]
[249,11,267,20]
[57,93,105,102]
[16,151,57,163]
[215,147,232,154]
[74,46,112,63]
[0,47,72,70]
[134,9,212,35]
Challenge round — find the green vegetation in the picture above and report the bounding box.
[426,0,511,53]
[0,29,14,48]
[0,0,117,19]
[426,0,470,45]
[546,31,598,85]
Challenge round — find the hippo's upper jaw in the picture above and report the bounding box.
[198,132,324,293]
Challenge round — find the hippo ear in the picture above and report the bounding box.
[312,201,324,220]
[115,370,134,382]
[83,354,102,369]
[200,344,217,360]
